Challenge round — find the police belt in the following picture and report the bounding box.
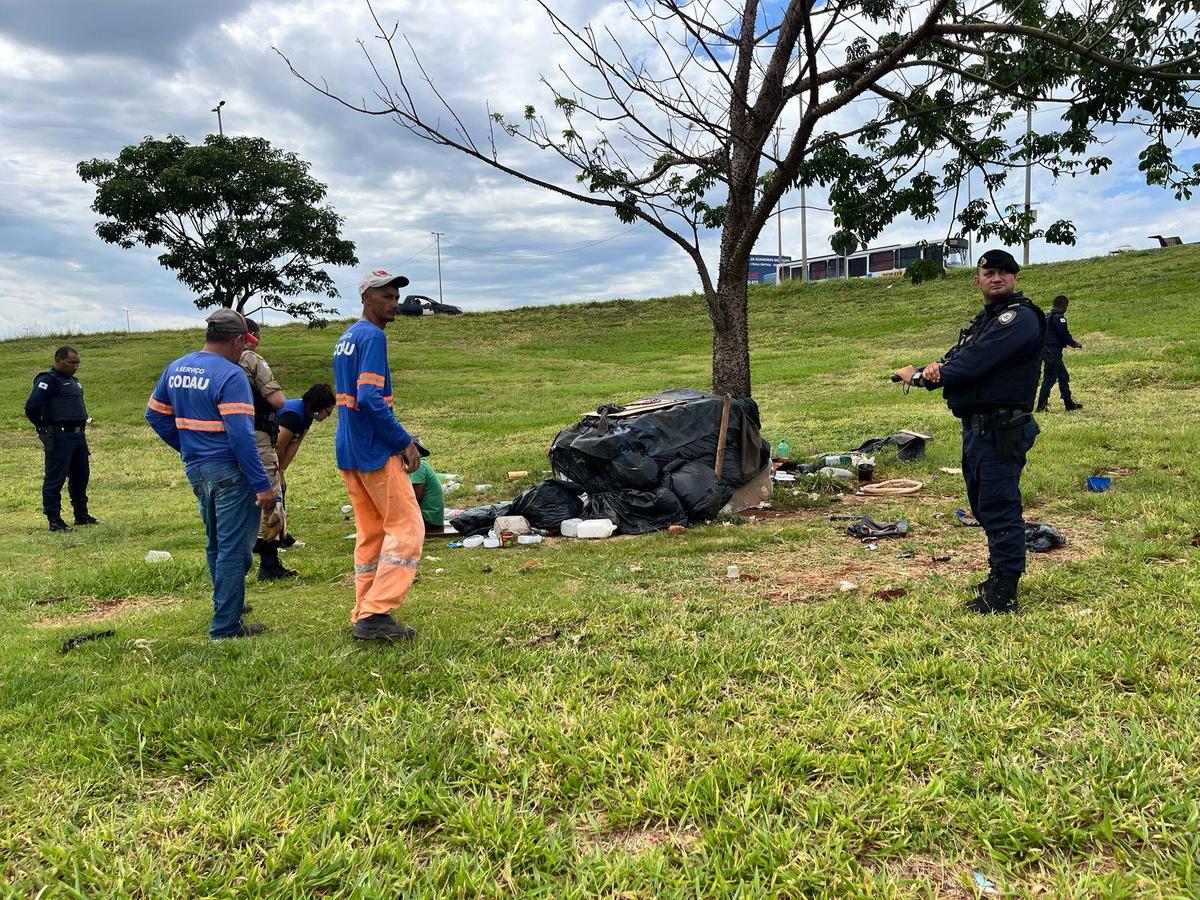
[43,423,87,433]
[965,409,1030,435]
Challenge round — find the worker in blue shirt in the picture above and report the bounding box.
[334,269,424,643]
[146,308,276,639]
[1037,294,1084,412]
[24,345,98,531]
[894,249,1046,614]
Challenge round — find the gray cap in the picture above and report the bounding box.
[358,268,410,296]
[206,308,248,335]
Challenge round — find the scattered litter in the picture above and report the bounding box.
[939,466,962,475]
[448,541,464,549]
[894,550,914,559]
[507,470,529,481]
[483,537,501,549]
[450,502,512,537]
[932,512,945,519]
[955,508,981,527]
[474,484,493,493]
[425,555,440,561]
[341,504,353,515]
[495,515,532,535]
[845,517,910,540]
[1078,608,1094,616]
[61,630,116,654]
[629,564,643,573]
[838,580,858,593]
[726,565,740,580]
[434,568,445,574]
[1087,475,1112,492]
[291,540,305,548]
[130,638,155,657]
[575,519,617,540]
[517,534,543,545]
[344,533,357,541]
[1026,522,1067,552]
[559,518,583,538]
[511,481,585,531]
[819,466,855,482]
[859,479,923,496]
[667,524,687,535]
[973,872,998,895]
[874,588,907,601]
[144,550,172,563]
[866,543,878,551]
[932,553,954,562]
[851,430,933,461]
[480,565,493,573]
[773,471,797,482]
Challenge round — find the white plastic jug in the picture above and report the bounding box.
[483,537,501,549]
[463,535,485,548]
[145,550,172,563]
[559,518,583,538]
[575,519,616,539]
[517,534,543,545]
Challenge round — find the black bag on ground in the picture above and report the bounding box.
[449,502,511,537]
[508,480,584,531]
[663,460,733,522]
[584,487,687,535]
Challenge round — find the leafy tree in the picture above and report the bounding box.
[78,134,358,326]
[282,0,1198,393]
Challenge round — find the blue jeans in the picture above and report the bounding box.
[186,460,260,638]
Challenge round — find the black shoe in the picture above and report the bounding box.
[258,560,298,581]
[1035,402,1049,413]
[214,622,266,639]
[352,613,416,643]
[74,514,99,525]
[48,518,72,532]
[963,571,995,611]
[279,533,297,548]
[242,604,253,616]
[972,572,1021,615]
[1065,400,1084,412]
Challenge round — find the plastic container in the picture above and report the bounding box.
[776,440,791,460]
[726,564,740,580]
[575,519,616,539]
[494,515,531,535]
[821,454,852,467]
[341,504,353,515]
[145,550,172,563]
[483,537,501,549]
[1086,476,1112,492]
[819,466,856,482]
[463,535,485,548]
[474,484,493,493]
[559,518,583,538]
[517,534,543,545]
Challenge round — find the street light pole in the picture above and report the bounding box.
[431,231,444,303]
[121,307,131,333]
[212,100,225,136]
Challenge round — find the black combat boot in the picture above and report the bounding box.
[48,517,72,532]
[1035,402,1049,412]
[1064,400,1083,412]
[352,613,416,643]
[257,543,297,581]
[964,570,996,613]
[74,513,99,525]
[974,572,1021,614]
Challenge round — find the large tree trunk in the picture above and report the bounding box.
[710,273,752,397]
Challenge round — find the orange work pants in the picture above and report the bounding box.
[340,456,424,624]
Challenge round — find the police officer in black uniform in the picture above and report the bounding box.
[894,249,1045,614]
[24,346,98,532]
[1036,294,1083,412]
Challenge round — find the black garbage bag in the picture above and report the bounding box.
[663,460,733,522]
[1025,522,1066,552]
[509,480,584,531]
[612,448,661,489]
[584,487,687,535]
[449,502,511,537]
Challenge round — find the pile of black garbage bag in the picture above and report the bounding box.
[450,389,772,537]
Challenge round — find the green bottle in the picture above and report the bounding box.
[777,439,791,459]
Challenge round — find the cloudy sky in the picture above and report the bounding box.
[1,0,1196,336]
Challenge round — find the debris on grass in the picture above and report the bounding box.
[61,630,116,653]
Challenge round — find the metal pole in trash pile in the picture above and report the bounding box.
[713,394,732,479]
[431,231,444,303]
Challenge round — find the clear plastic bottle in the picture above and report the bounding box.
[776,439,791,460]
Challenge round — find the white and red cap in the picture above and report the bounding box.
[358,269,410,295]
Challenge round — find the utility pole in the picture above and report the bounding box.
[431,231,444,303]
[121,307,131,333]
[966,173,974,264]
[212,100,225,136]
[1023,107,1032,267]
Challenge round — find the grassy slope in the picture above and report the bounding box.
[1,247,1198,897]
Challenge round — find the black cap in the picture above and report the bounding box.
[977,249,1020,274]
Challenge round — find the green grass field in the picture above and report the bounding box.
[2,247,1199,897]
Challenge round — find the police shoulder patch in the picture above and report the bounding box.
[997,310,1018,325]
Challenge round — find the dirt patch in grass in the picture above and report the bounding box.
[579,823,700,856]
[32,595,182,627]
[874,853,974,897]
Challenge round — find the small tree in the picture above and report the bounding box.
[78,134,358,326]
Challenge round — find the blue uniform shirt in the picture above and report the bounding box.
[145,350,271,493]
[333,320,412,472]
[277,398,313,439]
[1045,310,1079,350]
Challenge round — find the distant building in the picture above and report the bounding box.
[747,253,791,285]
[777,238,969,283]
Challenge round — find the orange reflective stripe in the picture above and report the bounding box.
[218,402,255,415]
[337,393,358,410]
[383,395,394,408]
[146,396,173,415]
[357,372,386,387]
[175,417,226,432]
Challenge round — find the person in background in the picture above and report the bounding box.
[1036,294,1084,412]
[240,318,293,580]
[409,451,445,533]
[273,383,336,546]
[146,309,275,639]
[25,346,98,532]
[333,269,424,643]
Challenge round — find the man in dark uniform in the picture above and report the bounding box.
[25,346,98,532]
[1036,294,1083,412]
[894,249,1046,614]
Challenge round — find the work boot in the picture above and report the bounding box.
[257,544,297,581]
[973,572,1021,615]
[964,571,994,609]
[48,517,72,532]
[1035,402,1049,413]
[74,513,99,526]
[1065,400,1084,412]
[352,613,416,643]
[214,623,266,639]
[279,533,297,548]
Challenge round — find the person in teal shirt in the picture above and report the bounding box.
[409,457,445,532]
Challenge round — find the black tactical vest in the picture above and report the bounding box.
[944,297,1046,416]
[40,371,88,424]
[251,383,278,437]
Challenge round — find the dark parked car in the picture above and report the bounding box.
[399,295,463,316]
